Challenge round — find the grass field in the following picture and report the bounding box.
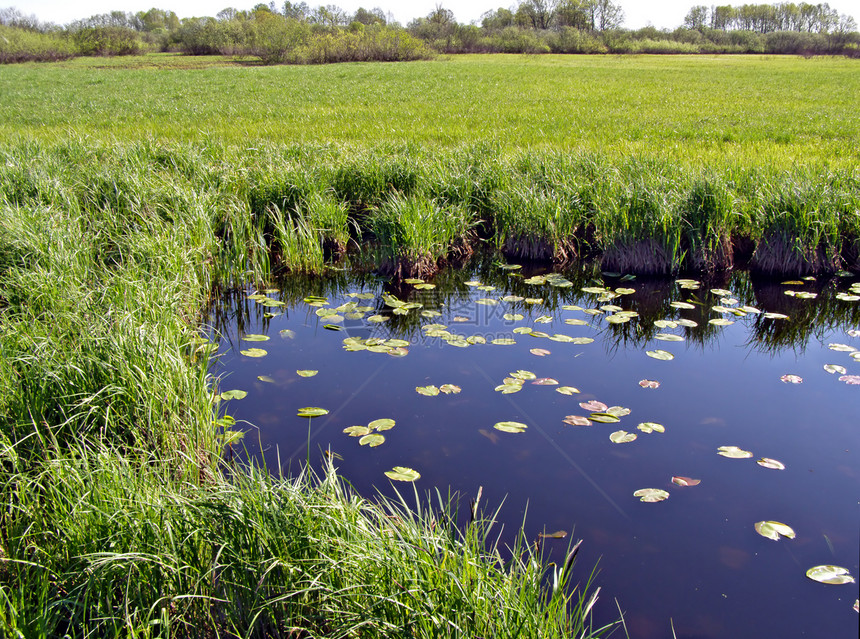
[1,53,857,169]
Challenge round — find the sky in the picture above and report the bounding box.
[13,0,860,30]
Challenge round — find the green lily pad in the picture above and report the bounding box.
[562,304,584,311]
[710,288,733,296]
[466,336,486,345]
[556,386,580,395]
[671,476,700,486]
[548,334,576,343]
[639,379,660,389]
[570,337,595,345]
[279,329,296,339]
[494,421,528,433]
[297,370,318,377]
[563,415,592,426]
[615,287,636,295]
[534,315,554,324]
[634,488,669,502]
[676,318,698,327]
[530,348,552,356]
[780,374,803,384]
[220,389,247,400]
[638,422,665,433]
[257,375,276,383]
[240,348,268,358]
[610,430,637,443]
[511,370,537,380]
[368,418,395,431]
[503,313,525,321]
[416,385,440,396]
[605,315,631,324]
[404,278,424,284]
[590,413,621,423]
[529,330,550,338]
[717,445,753,459]
[824,364,847,375]
[763,312,789,320]
[359,433,385,447]
[757,457,785,470]
[297,407,329,418]
[805,565,855,585]
[606,406,631,417]
[829,343,857,352]
[524,298,544,305]
[564,318,589,326]
[646,349,675,361]
[532,377,558,386]
[499,263,522,270]
[492,338,516,345]
[476,298,499,306]
[670,301,696,310]
[495,384,523,394]
[440,384,461,394]
[754,520,796,540]
[343,425,371,437]
[709,318,734,326]
[835,293,860,301]
[367,314,389,323]
[739,305,761,314]
[513,326,533,335]
[655,333,684,342]
[502,295,525,302]
[385,466,421,481]
[242,334,270,342]
[654,319,678,329]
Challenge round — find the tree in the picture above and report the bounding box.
[590,0,623,31]
[515,0,557,30]
[556,1,593,30]
[684,5,709,30]
[481,8,515,30]
[353,7,386,26]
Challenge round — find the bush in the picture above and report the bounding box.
[72,26,142,56]
[0,24,76,63]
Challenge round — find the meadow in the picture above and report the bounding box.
[0,53,858,636]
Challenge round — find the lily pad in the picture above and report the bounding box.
[763,312,789,320]
[670,301,695,310]
[823,364,847,375]
[590,413,621,424]
[556,386,580,395]
[511,370,537,381]
[529,331,550,338]
[439,384,461,394]
[297,370,318,378]
[839,374,860,385]
[638,379,660,389]
[343,425,371,437]
[757,457,786,470]
[534,315,554,324]
[606,406,631,417]
[710,288,733,296]
[676,318,698,328]
[359,433,385,447]
[709,318,734,326]
[385,466,421,482]
[671,476,700,486]
[502,295,525,302]
[503,313,525,321]
[637,422,665,433]
[240,348,268,358]
[257,375,276,383]
[754,520,796,541]
[476,298,499,306]
[495,384,523,394]
[605,315,631,324]
[805,565,855,585]
[655,333,684,342]
[220,389,247,400]
[564,318,589,326]
[563,415,592,426]
[297,407,329,418]
[717,445,753,459]
[524,298,544,305]
[416,385,440,396]
[634,488,669,503]
[532,377,558,386]
[492,338,516,345]
[646,349,675,361]
[530,348,552,356]
[367,314,389,323]
[654,319,678,329]
[780,374,803,384]
[242,334,270,342]
[610,430,637,443]
[829,343,857,352]
[579,400,608,412]
[570,337,595,345]
[494,421,528,433]
[368,418,396,431]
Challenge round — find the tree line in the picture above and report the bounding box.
[1,1,857,64]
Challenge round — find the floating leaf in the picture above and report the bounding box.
[534,315,553,324]
[476,298,499,306]
[654,319,678,329]
[670,301,696,310]
[502,295,525,302]
[220,389,247,400]
[579,400,607,412]
[570,337,595,345]
[835,293,860,301]
[556,386,580,395]
[671,476,700,486]
[466,336,486,345]
[709,318,734,326]
[676,318,698,328]
[805,565,855,585]
[539,530,568,539]
[634,488,669,503]
[564,318,589,326]
[499,263,522,271]
[494,421,527,433]
[359,433,385,447]
[242,333,270,342]
[503,313,525,321]
[416,385,440,396]
[739,305,761,314]
[530,348,551,356]
[511,370,537,381]
[638,422,665,433]
[257,375,276,383]
[615,287,636,295]
[524,298,543,305]
[367,314,389,323]
[563,415,592,426]
[439,383,461,394]
[780,374,803,384]
[610,430,637,443]
[513,326,533,335]
[823,364,847,375]
[529,330,549,338]
[495,384,523,394]
[606,406,631,417]
[590,413,621,424]
[297,370,318,378]
[710,288,733,296]
[639,379,660,389]
[343,425,371,437]
[240,348,268,358]
[297,407,329,418]
[385,466,421,481]
[754,520,796,541]
[548,334,576,343]
[838,374,860,385]
[532,377,558,386]
[646,349,675,361]
[605,314,631,324]
[368,418,395,431]
[655,333,684,342]
[757,457,786,470]
[492,338,516,345]
[763,312,789,320]
[829,343,857,352]
[717,445,753,459]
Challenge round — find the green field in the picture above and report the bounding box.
[1,53,857,168]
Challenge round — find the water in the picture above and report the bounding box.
[208,258,860,639]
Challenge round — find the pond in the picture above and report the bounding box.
[207,256,859,639]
